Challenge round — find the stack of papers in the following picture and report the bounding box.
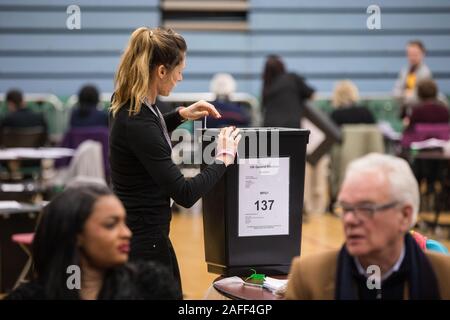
[214,276,288,296]
[214,276,244,286]
[410,138,448,150]
[0,201,22,209]
[262,277,288,295]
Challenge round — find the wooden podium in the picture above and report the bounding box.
[201,128,309,276]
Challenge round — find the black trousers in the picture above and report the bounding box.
[127,216,182,297]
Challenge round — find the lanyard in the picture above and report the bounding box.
[143,99,172,150]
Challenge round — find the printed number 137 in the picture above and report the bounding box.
[254,200,274,211]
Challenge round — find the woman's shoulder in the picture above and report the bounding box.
[102,261,181,300]
[5,281,46,300]
[113,102,158,125]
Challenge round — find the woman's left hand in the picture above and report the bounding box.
[178,100,222,120]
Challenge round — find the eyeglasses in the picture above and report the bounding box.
[333,201,399,221]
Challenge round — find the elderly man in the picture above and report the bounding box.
[286,153,450,300]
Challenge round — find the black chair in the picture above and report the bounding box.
[0,126,47,181]
[1,126,47,148]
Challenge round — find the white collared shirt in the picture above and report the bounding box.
[354,245,406,282]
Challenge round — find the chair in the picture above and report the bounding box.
[11,232,34,289]
[329,124,385,202]
[59,126,109,179]
[1,126,46,148]
[401,123,450,148]
[52,140,105,186]
[0,127,47,181]
[403,124,450,216]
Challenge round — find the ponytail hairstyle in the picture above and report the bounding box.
[111,27,187,117]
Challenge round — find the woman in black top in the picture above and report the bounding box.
[329,80,375,127]
[109,27,241,296]
[262,55,315,128]
[7,182,180,300]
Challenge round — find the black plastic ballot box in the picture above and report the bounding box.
[200,128,309,276]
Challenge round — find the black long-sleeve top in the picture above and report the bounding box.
[262,73,315,128]
[109,102,226,224]
[330,105,376,127]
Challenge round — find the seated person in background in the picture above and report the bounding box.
[206,73,251,128]
[286,153,450,300]
[70,85,108,128]
[0,88,48,145]
[405,78,449,130]
[7,182,180,300]
[393,40,433,119]
[330,80,375,127]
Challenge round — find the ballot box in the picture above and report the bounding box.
[200,128,309,276]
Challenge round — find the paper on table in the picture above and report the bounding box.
[263,277,288,294]
[410,138,447,150]
[1,184,25,192]
[214,276,244,286]
[0,148,75,160]
[0,150,19,160]
[0,201,22,209]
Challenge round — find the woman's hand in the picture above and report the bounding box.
[215,126,241,167]
[178,100,221,121]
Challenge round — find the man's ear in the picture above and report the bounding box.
[157,65,166,79]
[400,204,414,232]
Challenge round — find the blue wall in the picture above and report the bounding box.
[1,0,450,97]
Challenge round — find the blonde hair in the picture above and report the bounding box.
[332,80,360,108]
[111,27,186,117]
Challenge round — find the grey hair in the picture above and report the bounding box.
[343,153,419,228]
[210,73,236,97]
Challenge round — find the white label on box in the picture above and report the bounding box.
[238,157,290,237]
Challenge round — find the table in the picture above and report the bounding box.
[0,201,44,215]
[0,147,75,161]
[0,148,74,195]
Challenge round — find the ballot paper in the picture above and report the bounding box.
[214,276,244,286]
[410,138,448,150]
[263,277,288,295]
[0,201,22,209]
[0,148,75,160]
[238,157,290,237]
